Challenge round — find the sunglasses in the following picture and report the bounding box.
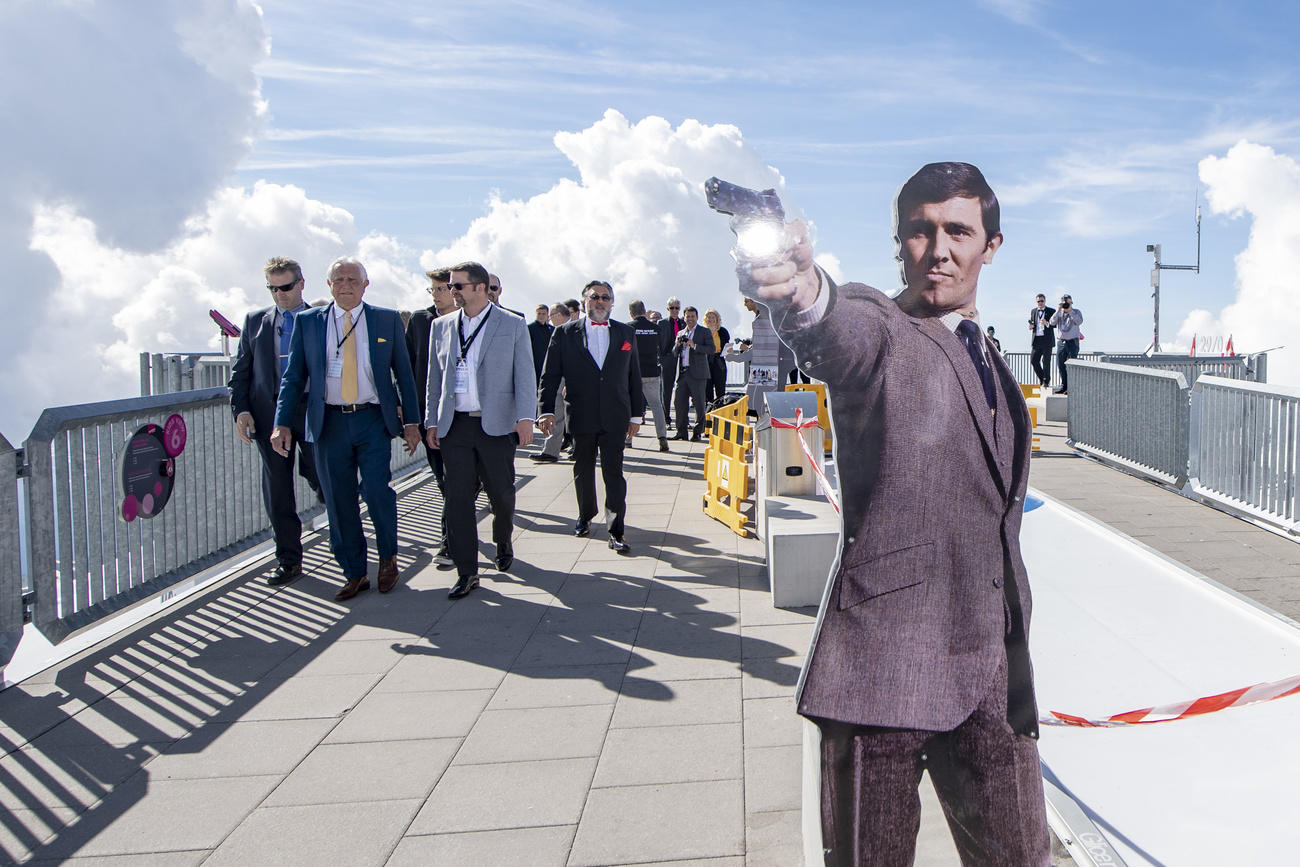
[448,282,482,292]
[588,293,613,302]
[267,280,299,293]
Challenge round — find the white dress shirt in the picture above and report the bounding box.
[585,316,610,368]
[325,302,378,406]
[453,305,492,413]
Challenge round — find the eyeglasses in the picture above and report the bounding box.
[667,306,680,311]
[267,280,299,293]
[587,293,613,302]
[448,282,481,292]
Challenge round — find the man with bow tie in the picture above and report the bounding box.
[538,280,644,553]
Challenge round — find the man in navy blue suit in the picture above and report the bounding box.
[229,256,320,586]
[272,257,422,601]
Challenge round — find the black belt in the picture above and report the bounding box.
[454,410,483,418]
[326,403,378,413]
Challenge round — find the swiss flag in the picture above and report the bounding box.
[1225,335,1235,357]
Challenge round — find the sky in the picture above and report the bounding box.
[4,0,1300,439]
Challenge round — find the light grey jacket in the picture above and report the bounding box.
[424,306,536,437]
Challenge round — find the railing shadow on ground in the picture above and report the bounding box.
[0,469,802,862]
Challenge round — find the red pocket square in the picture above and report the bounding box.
[621,341,632,351]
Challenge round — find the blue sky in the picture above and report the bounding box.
[4,0,1300,438]
[244,0,1300,348]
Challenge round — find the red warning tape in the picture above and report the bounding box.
[769,408,840,514]
[1042,672,1300,727]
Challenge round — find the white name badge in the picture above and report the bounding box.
[326,356,344,379]
[454,359,469,394]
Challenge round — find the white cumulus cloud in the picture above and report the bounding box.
[425,109,788,330]
[1177,141,1300,384]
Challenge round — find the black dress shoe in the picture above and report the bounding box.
[574,520,590,537]
[658,437,670,452]
[495,547,514,571]
[674,434,689,441]
[608,535,630,555]
[268,561,301,586]
[530,452,558,463]
[449,574,479,599]
[690,432,703,442]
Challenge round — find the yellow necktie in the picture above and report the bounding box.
[341,310,358,403]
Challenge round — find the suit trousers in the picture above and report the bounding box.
[639,376,667,440]
[541,383,568,457]
[1057,338,1080,390]
[254,432,318,566]
[674,371,707,438]
[571,431,628,536]
[419,428,449,551]
[440,412,517,577]
[1030,338,1053,386]
[313,405,398,580]
[813,657,1050,867]
[660,367,678,425]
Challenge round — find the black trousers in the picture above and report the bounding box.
[674,372,707,438]
[439,413,516,577]
[419,427,449,551]
[813,658,1050,867]
[571,431,628,536]
[1030,338,1053,386]
[254,432,318,566]
[660,367,678,424]
[1057,338,1080,390]
[708,356,727,402]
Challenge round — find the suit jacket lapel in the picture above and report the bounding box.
[915,317,1007,495]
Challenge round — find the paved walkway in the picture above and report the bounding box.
[3,417,1297,865]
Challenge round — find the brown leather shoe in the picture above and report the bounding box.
[377,557,400,593]
[334,575,370,601]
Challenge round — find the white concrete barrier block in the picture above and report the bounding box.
[765,495,840,609]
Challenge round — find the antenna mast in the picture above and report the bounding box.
[1146,202,1201,353]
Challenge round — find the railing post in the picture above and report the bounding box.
[0,434,23,665]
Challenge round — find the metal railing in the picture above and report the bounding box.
[19,389,424,646]
[0,434,22,654]
[1189,376,1300,532]
[1003,351,1104,387]
[139,353,233,396]
[1100,353,1265,385]
[1066,360,1190,488]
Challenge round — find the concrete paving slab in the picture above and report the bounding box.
[211,673,381,722]
[387,825,575,867]
[263,738,458,807]
[744,745,802,814]
[204,799,422,866]
[453,704,613,764]
[144,718,333,780]
[323,688,493,743]
[593,722,743,788]
[743,696,802,749]
[568,779,745,866]
[30,852,211,865]
[744,809,803,867]
[408,757,595,834]
[0,806,78,863]
[611,677,741,729]
[373,653,508,693]
[487,663,625,709]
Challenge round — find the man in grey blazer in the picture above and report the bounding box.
[671,305,714,441]
[743,163,1049,865]
[425,261,536,599]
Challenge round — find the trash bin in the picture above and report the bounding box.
[756,391,823,497]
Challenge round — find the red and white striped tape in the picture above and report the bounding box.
[769,408,841,514]
[1042,672,1300,727]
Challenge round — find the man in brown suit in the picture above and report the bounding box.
[744,162,1049,865]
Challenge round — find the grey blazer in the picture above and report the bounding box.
[424,306,537,437]
[778,281,1038,738]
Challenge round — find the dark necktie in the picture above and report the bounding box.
[956,319,996,410]
[279,310,295,377]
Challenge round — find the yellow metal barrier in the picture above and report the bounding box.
[1020,384,1042,451]
[702,396,752,537]
[784,383,832,453]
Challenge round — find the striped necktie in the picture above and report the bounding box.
[279,310,294,377]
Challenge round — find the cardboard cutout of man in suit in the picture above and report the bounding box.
[271,257,422,602]
[229,256,320,586]
[424,261,537,599]
[538,280,644,553]
[742,162,1050,865]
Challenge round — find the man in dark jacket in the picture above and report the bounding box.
[527,303,553,384]
[657,297,685,427]
[629,299,669,451]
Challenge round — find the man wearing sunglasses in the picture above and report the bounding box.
[657,297,685,427]
[405,267,457,566]
[425,261,536,598]
[229,256,321,586]
[538,280,643,553]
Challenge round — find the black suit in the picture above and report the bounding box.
[528,319,553,383]
[405,307,450,553]
[1028,305,1055,387]
[672,324,715,439]
[228,304,320,567]
[657,317,685,422]
[538,318,644,536]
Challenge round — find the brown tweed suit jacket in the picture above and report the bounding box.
[780,281,1039,737]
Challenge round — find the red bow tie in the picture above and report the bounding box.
[590,321,608,326]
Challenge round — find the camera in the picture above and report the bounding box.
[677,333,689,345]
[705,177,786,259]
